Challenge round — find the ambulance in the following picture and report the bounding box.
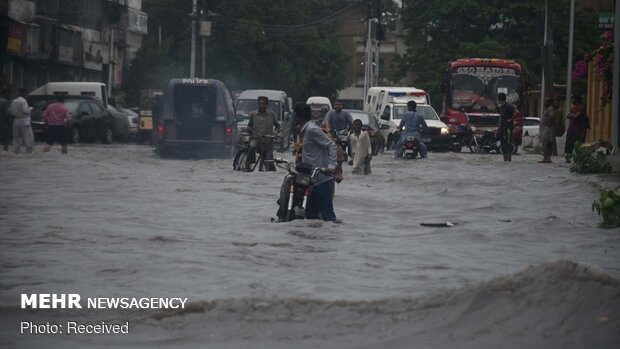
[364,87,449,151]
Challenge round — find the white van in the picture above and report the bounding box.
[30,82,108,107]
[364,87,449,151]
[235,89,292,151]
[306,96,332,110]
[364,86,429,118]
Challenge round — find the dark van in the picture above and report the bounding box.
[154,78,236,157]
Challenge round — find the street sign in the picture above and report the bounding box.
[199,21,212,37]
[598,12,614,29]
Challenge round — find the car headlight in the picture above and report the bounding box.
[441,127,449,135]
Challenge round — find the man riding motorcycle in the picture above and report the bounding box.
[394,100,428,159]
[322,100,353,162]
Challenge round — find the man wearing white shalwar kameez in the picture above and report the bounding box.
[348,119,372,175]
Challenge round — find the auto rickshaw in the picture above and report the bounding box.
[138,89,162,144]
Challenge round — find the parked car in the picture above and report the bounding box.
[523,117,540,138]
[29,95,128,144]
[120,107,139,141]
[106,105,131,141]
[30,95,96,141]
[345,109,385,155]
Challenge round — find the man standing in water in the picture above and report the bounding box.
[8,88,34,154]
[43,94,72,154]
[295,102,339,221]
[0,88,12,152]
[496,92,515,162]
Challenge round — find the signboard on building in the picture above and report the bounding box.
[58,46,75,64]
[84,42,104,71]
[7,22,23,54]
[128,8,148,34]
[24,24,40,58]
[598,12,615,29]
[58,27,83,66]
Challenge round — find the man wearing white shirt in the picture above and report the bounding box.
[8,88,34,154]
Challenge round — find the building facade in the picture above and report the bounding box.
[0,0,147,94]
[334,3,413,109]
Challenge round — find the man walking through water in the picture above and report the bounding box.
[497,92,515,162]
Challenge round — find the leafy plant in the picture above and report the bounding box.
[566,141,612,174]
[592,187,620,228]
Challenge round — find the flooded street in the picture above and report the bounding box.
[1,143,619,348]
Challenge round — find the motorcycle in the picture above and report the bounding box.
[468,127,502,154]
[402,135,419,159]
[334,129,350,162]
[270,158,331,222]
[448,124,473,152]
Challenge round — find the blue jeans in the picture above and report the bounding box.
[306,180,336,221]
[394,133,427,158]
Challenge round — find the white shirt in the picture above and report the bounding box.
[8,96,32,119]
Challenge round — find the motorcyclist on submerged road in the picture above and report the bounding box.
[394,100,428,159]
[322,100,353,161]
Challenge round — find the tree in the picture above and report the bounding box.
[391,0,599,108]
[123,0,352,105]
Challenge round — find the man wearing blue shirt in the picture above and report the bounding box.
[394,100,428,159]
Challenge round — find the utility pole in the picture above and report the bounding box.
[540,0,554,116]
[374,0,383,87]
[363,0,377,101]
[565,0,575,116]
[202,0,207,78]
[611,0,619,159]
[190,0,197,78]
[199,1,212,78]
[108,28,114,96]
[363,19,372,100]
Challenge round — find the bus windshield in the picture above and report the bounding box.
[449,66,521,112]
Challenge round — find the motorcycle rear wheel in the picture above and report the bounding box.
[276,177,293,221]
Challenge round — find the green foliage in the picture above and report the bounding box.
[566,141,613,174]
[124,0,351,105]
[394,0,600,108]
[592,187,620,228]
[123,39,185,106]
